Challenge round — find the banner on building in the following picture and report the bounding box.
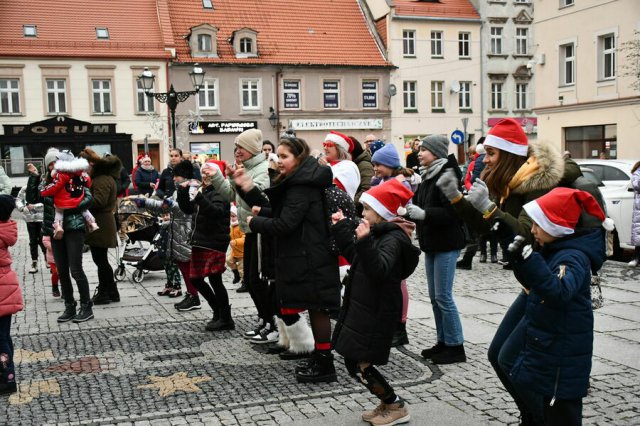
[290,118,384,131]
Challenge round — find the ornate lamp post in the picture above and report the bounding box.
[137,64,205,149]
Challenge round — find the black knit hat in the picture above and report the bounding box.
[173,160,194,179]
[0,195,15,221]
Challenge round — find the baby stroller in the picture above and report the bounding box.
[114,199,164,283]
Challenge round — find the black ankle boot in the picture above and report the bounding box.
[57,302,77,323]
[456,259,472,270]
[232,269,241,284]
[391,322,409,347]
[73,302,94,323]
[421,341,445,359]
[431,344,466,364]
[92,287,111,305]
[206,304,235,331]
[296,351,337,383]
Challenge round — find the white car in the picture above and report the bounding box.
[575,159,635,187]
[579,165,635,254]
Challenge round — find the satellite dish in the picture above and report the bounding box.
[450,80,461,93]
[388,84,397,97]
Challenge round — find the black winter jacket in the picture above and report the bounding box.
[249,157,340,310]
[177,184,230,253]
[414,161,466,253]
[156,166,175,199]
[331,219,420,364]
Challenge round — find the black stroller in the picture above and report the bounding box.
[114,199,165,283]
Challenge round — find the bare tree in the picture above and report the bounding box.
[620,30,640,91]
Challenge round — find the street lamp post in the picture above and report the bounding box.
[137,64,205,149]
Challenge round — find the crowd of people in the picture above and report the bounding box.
[0,119,639,426]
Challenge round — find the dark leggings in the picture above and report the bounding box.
[309,309,331,349]
[26,222,46,261]
[345,358,397,404]
[51,230,90,305]
[90,246,115,293]
[190,273,228,310]
[244,233,273,323]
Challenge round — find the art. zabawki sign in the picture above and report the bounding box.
[290,118,384,131]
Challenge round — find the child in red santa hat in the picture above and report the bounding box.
[494,187,610,425]
[330,179,420,426]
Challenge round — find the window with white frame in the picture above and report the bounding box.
[403,81,417,110]
[241,79,260,110]
[459,81,471,109]
[458,32,470,58]
[515,83,528,110]
[92,79,112,113]
[599,34,616,80]
[515,28,528,55]
[136,80,155,113]
[431,31,443,58]
[46,79,67,114]
[240,37,253,54]
[202,0,213,8]
[561,43,575,85]
[431,81,444,110]
[198,79,218,110]
[490,27,503,54]
[362,80,378,109]
[403,30,416,57]
[96,27,109,39]
[491,82,504,110]
[283,80,301,109]
[198,34,212,52]
[323,80,340,109]
[515,0,528,3]
[560,0,574,7]
[23,25,37,37]
[0,79,20,114]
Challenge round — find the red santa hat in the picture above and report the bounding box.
[523,187,614,238]
[324,131,354,153]
[484,118,529,157]
[359,179,414,221]
[202,159,227,178]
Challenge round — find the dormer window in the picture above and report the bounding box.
[189,24,219,58]
[23,25,37,37]
[232,28,258,58]
[202,0,213,8]
[96,27,109,40]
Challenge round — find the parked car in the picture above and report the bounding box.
[575,159,636,188]
[580,165,635,255]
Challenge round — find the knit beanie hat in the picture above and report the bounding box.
[45,148,60,167]
[325,131,354,154]
[360,179,414,221]
[369,140,385,155]
[235,128,263,156]
[371,143,401,169]
[523,187,614,238]
[173,160,194,179]
[421,135,449,159]
[485,118,528,157]
[331,160,361,200]
[0,195,15,221]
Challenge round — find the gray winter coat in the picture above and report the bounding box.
[15,186,44,222]
[141,191,192,263]
[0,166,12,195]
[632,169,640,246]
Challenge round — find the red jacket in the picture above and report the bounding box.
[0,220,22,317]
[41,158,91,210]
[464,153,479,191]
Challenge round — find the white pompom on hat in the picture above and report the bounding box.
[523,187,614,238]
[360,179,414,221]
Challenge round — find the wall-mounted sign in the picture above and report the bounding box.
[283,80,300,109]
[189,121,257,135]
[290,118,384,131]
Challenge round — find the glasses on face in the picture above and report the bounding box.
[322,142,335,148]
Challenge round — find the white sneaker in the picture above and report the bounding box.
[250,324,279,344]
[28,262,38,274]
[629,259,639,267]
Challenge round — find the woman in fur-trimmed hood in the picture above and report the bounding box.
[434,118,564,424]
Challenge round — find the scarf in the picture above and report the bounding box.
[141,164,154,171]
[500,155,540,204]
[423,158,448,181]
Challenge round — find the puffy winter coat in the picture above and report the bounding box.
[509,228,605,400]
[15,186,43,222]
[141,192,192,262]
[632,169,640,246]
[471,153,486,185]
[85,156,120,248]
[230,224,245,258]
[0,220,22,317]
[332,219,420,364]
[453,139,565,244]
[249,157,340,310]
[352,150,374,204]
[464,153,478,191]
[29,174,93,237]
[210,154,270,234]
[134,167,159,196]
[0,166,12,195]
[414,159,466,253]
[176,184,230,253]
[40,158,90,210]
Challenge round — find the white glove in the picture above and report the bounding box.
[467,179,495,214]
[405,204,426,221]
[435,169,462,201]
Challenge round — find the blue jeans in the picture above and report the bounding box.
[488,291,544,423]
[0,315,15,385]
[425,250,464,346]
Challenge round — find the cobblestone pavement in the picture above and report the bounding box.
[2,219,640,425]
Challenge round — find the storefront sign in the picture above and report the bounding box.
[5,118,115,135]
[190,121,257,135]
[290,118,384,131]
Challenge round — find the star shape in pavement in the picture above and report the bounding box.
[137,372,211,397]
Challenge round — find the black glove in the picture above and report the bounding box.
[507,235,533,262]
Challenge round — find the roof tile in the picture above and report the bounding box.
[393,0,480,20]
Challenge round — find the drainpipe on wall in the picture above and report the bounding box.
[275,69,282,137]
[479,21,485,137]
